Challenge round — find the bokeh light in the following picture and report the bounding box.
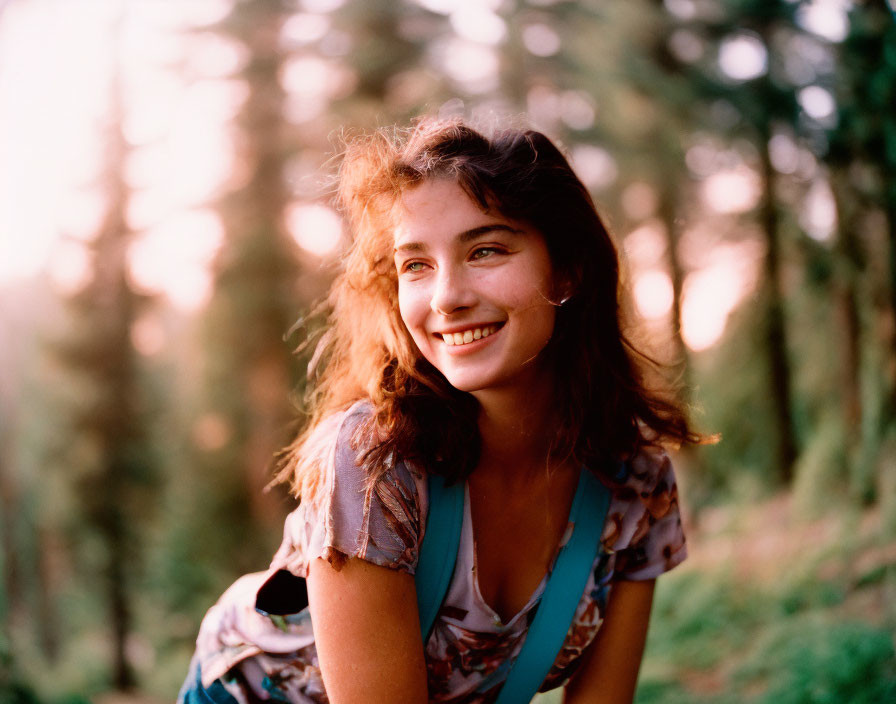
[634,270,675,320]
[285,202,344,257]
[718,32,768,81]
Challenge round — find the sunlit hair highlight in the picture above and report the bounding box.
[275,117,703,500]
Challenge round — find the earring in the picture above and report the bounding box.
[558,295,571,306]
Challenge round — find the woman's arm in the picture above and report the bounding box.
[562,579,656,704]
[306,555,429,704]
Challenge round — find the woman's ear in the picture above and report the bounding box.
[554,277,574,306]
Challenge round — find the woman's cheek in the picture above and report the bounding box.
[397,285,429,350]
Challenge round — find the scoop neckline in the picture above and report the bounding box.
[463,481,551,629]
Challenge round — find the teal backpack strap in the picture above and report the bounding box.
[415,473,464,642]
[494,466,611,704]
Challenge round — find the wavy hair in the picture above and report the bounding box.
[276,117,703,500]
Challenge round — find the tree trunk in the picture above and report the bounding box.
[829,167,863,437]
[35,526,60,662]
[758,135,798,484]
[659,179,692,395]
[0,449,21,649]
[886,178,896,425]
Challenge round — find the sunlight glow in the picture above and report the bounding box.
[127,209,223,311]
[686,143,718,178]
[682,272,732,350]
[769,133,801,174]
[522,23,561,57]
[281,13,331,47]
[47,239,93,296]
[121,67,184,147]
[718,33,768,81]
[280,56,356,121]
[685,138,745,178]
[187,33,250,79]
[301,0,345,14]
[664,0,697,20]
[681,243,760,350]
[135,0,234,28]
[624,221,667,269]
[286,203,343,257]
[526,85,560,130]
[433,38,500,93]
[300,0,346,12]
[0,0,112,283]
[415,0,455,14]
[796,0,851,42]
[798,85,837,122]
[570,145,618,191]
[801,178,837,242]
[560,91,595,131]
[621,182,659,220]
[0,0,246,301]
[416,0,503,15]
[702,167,761,214]
[450,4,506,45]
[634,270,675,320]
[130,313,166,356]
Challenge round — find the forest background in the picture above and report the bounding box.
[1,0,895,702]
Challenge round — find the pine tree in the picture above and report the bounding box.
[52,29,152,689]
[189,0,305,581]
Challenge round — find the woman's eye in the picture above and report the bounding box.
[402,261,426,273]
[471,247,499,260]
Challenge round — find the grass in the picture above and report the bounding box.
[536,495,896,703]
[5,495,894,704]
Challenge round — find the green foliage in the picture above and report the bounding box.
[0,682,41,704]
[737,620,896,703]
[791,412,849,518]
[648,569,769,670]
[538,555,896,703]
[0,649,41,704]
[692,302,779,498]
[877,430,896,537]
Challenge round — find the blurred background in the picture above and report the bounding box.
[1,0,895,702]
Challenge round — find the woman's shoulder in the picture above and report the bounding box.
[272,399,428,578]
[600,444,687,581]
[608,443,678,501]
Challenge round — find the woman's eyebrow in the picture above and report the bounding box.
[394,224,523,254]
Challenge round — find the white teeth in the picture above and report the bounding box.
[440,325,498,346]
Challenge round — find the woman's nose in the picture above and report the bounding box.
[430,267,476,315]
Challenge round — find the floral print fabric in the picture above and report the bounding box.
[192,403,687,703]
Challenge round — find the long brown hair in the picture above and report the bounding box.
[276,118,703,500]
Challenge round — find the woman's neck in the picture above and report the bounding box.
[471,372,570,487]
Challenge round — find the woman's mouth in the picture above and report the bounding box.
[437,322,504,347]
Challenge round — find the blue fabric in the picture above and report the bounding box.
[177,657,239,704]
[494,467,611,703]
[416,466,613,703]
[415,473,465,642]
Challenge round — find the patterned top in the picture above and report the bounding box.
[193,403,687,703]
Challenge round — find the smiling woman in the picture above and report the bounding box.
[394,179,558,394]
[181,118,705,704]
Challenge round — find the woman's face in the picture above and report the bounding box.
[393,178,559,394]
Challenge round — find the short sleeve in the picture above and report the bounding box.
[605,448,687,581]
[270,403,427,579]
